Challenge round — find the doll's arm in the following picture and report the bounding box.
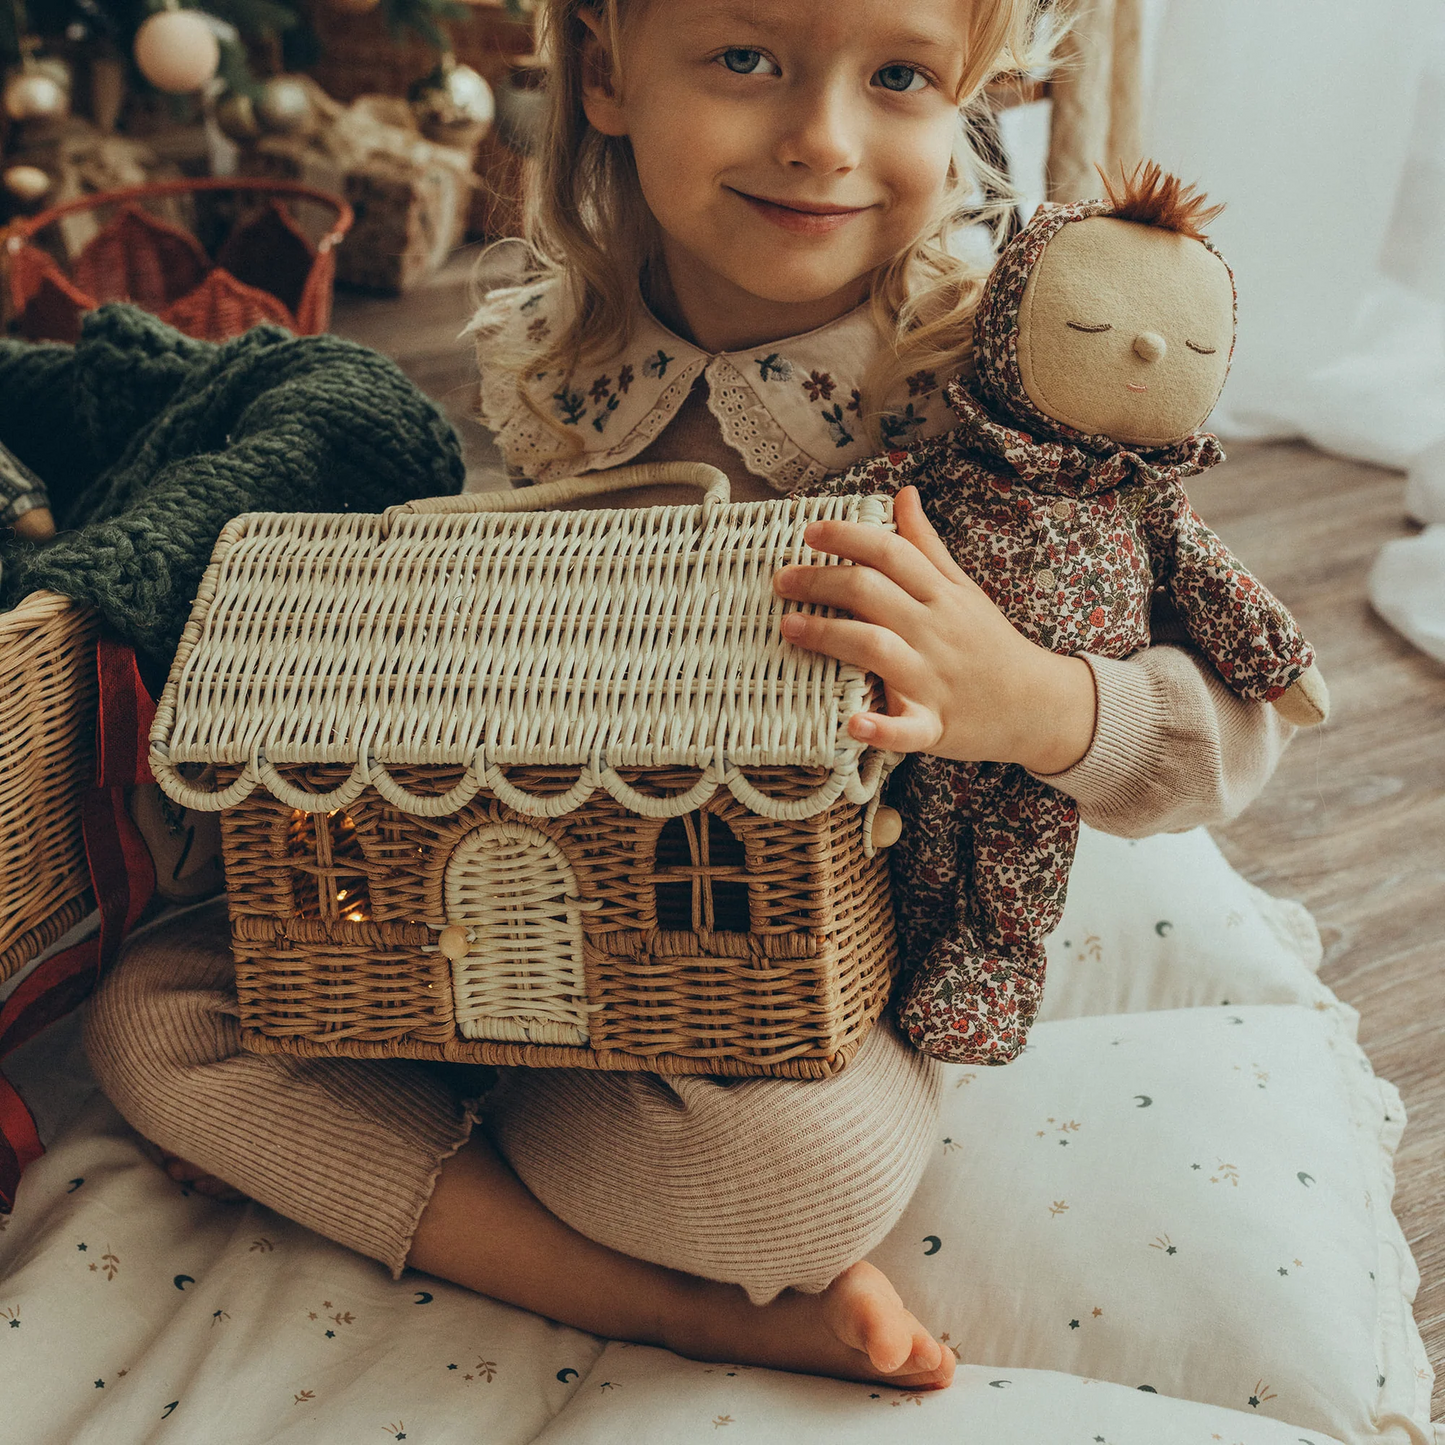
[1144,493,1328,726]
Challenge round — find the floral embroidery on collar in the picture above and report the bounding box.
[470,280,963,491]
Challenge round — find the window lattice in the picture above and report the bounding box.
[654,811,751,933]
[287,809,371,921]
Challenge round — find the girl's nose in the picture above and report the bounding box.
[1133,332,1168,363]
[776,83,860,174]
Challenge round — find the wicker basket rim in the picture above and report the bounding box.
[4,177,354,255]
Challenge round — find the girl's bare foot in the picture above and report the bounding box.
[667,1260,955,1391]
[156,1150,248,1204]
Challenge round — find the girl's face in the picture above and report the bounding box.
[583,0,976,350]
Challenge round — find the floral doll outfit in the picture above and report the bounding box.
[807,200,1316,1068]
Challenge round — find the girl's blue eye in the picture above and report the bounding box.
[875,64,927,93]
[720,48,779,76]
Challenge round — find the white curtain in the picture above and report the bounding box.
[1141,0,1445,661]
[1141,0,1445,465]
[999,5,1445,658]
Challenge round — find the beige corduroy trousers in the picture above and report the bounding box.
[83,902,942,1305]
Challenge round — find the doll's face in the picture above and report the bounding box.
[1015,216,1234,448]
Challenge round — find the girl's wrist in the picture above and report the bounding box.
[1008,650,1097,776]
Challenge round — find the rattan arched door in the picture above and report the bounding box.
[443,822,591,1046]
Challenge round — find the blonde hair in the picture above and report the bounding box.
[503,0,1051,452]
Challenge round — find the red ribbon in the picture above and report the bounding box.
[0,637,157,1210]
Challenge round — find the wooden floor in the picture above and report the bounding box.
[332,258,1445,1419]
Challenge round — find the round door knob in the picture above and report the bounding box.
[438,923,473,961]
[871,806,903,849]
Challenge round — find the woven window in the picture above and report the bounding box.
[654,811,751,933]
[444,823,591,1046]
[287,809,371,921]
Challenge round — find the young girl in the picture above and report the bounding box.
[84,0,1295,1395]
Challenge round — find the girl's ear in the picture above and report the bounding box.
[577,5,628,137]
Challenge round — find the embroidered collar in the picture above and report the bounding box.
[470,280,961,491]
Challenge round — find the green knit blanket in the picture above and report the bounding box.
[0,303,465,681]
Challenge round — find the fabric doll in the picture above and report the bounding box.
[811,163,1328,1067]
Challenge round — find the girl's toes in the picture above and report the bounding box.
[821,1261,936,1374]
[193,1175,247,1203]
[899,1331,944,1375]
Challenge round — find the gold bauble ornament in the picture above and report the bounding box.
[411,55,493,146]
[214,89,261,143]
[3,164,52,202]
[3,69,69,122]
[133,9,221,95]
[255,76,316,136]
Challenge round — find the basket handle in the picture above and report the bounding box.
[384,462,731,530]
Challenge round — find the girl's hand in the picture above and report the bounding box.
[772,486,1097,774]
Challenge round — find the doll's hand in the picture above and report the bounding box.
[772,486,1097,773]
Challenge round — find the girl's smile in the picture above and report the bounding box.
[729,189,877,236]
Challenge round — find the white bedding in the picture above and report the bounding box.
[1,827,1438,1445]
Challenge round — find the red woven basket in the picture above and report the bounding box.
[3,177,354,344]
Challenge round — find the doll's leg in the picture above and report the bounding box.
[482,1018,943,1305]
[887,752,977,965]
[898,767,1079,1064]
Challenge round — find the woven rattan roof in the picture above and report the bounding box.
[151,487,897,820]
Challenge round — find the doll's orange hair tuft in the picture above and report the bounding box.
[1098,160,1225,240]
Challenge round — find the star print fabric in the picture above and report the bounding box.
[0,438,48,527]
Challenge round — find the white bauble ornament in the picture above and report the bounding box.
[412,57,493,146]
[3,70,69,122]
[3,164,52,202]
[134,9,221,95]
[493,60,547,156]
[255,76,316,136]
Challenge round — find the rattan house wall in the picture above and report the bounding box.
[152,468,903,1078]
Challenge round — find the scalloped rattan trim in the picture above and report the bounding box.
[221,762,897,1076]
[149,464,900,822]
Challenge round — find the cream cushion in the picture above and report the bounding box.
[0,838,1434,1444]
[532,1349,1352,1444]
[868,1002,1435,1445]
[1043,824,1326,1021]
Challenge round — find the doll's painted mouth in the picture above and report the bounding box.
[1126,383,1149,393]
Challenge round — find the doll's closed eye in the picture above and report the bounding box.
[1185,340,1217,354]
[1066,321,1112,333]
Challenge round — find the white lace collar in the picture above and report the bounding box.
[469,280,961,491]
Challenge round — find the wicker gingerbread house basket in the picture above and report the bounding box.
[149,464,903,1078]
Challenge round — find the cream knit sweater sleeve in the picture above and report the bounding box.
[1037,642,1294,837]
